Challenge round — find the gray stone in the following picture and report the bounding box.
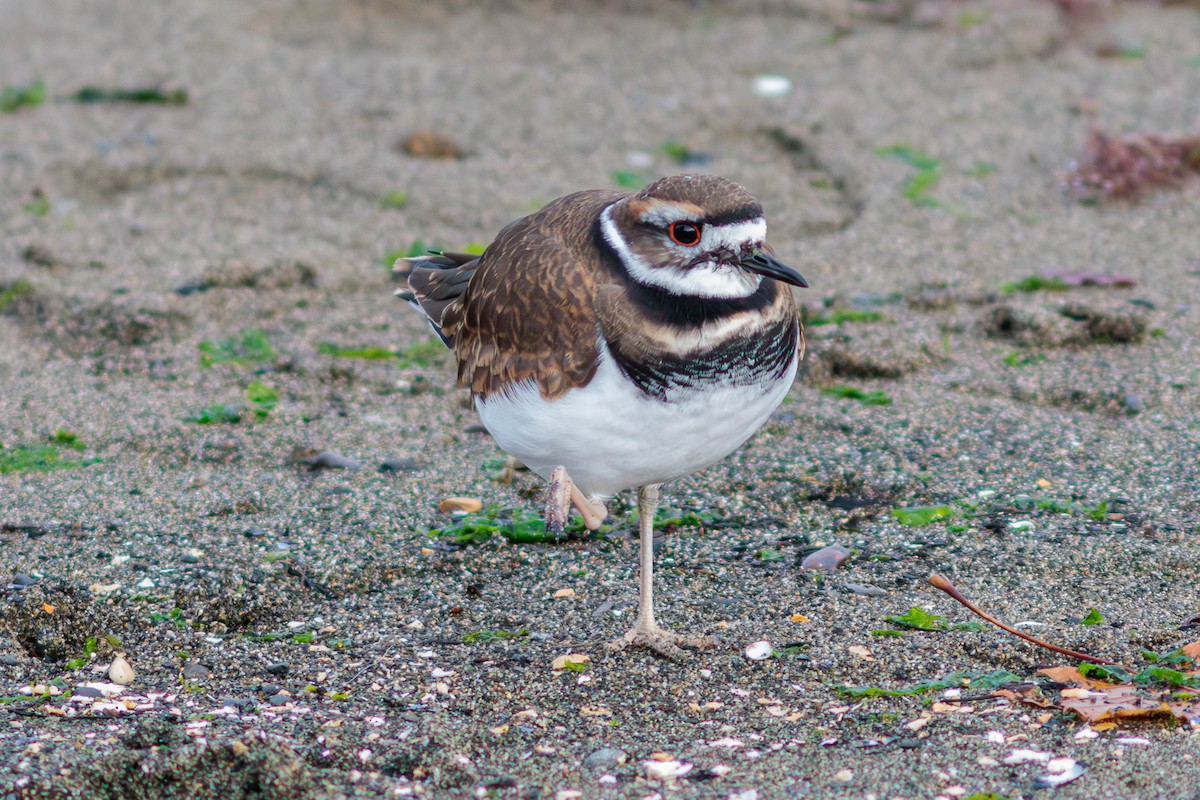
[583,747,628,770]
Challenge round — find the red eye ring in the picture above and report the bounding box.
[668,221,703,247]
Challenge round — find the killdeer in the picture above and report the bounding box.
[396,174,807,657]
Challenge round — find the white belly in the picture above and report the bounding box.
[475,350,797,497]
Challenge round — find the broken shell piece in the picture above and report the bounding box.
[108,655,135,685]
[1035,759,1086,788]
[644,759,693,781]
[744,641,773,661]
[1003,749,1051,765]
[550,653,590,671]
[438,497,482,514]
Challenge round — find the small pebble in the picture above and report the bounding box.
[301,451,362,470]
[0,654,18,666]
[379,457,420,473]
[625,150,654,169]
[583,747,628,770]
[744,640,773,661]
[108,654,135,685]
[182,662,211,680]
[398,130,463,159]
[800,544,851,573]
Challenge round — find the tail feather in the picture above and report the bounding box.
[393,251,480,345]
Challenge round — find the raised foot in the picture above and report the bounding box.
[544,465,607,535]
[607,624,716,660]
[544,466,573,534]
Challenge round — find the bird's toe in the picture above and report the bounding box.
[607,625,715,660]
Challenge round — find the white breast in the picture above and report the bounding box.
[475,346,797,498]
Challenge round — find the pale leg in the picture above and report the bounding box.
[608,484,715,658]
[545,465,607,533]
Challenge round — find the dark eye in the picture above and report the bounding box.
[667,221,702,247]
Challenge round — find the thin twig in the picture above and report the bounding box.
[286,560,336,599]
[928,573,1117,666]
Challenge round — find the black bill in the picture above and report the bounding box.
[741,250,809,288]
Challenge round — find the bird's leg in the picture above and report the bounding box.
[545,465,607,534]
[608,484,715,658]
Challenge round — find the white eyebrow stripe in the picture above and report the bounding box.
[702,218,766,250]
[637,203,701,228]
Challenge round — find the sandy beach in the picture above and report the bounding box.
[2,1,1200,797]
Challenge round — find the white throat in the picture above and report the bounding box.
[600,205,766,300]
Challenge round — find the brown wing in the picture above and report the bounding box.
[443,189,623,400]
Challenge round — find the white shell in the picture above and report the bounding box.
[644,760,693,781]
[753,74,793,97]
[1036,759,1085,788]
[744,640,773,661]
[108,654,135,685]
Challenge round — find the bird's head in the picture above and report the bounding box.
[600,174,808,299]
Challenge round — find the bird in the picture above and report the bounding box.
[395,174,806,657]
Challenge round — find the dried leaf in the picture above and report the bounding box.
[1059,683,1200,725]
[1037,666,1122,690]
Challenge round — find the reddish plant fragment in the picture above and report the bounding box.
[928,574,1116,664]
[1066,128,1200,201]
